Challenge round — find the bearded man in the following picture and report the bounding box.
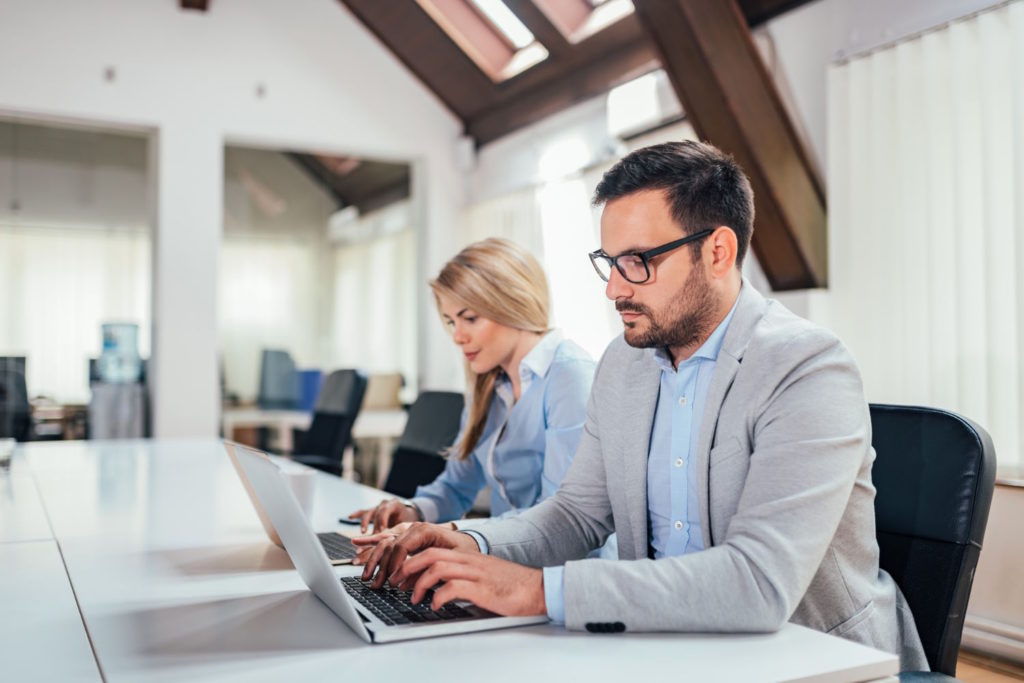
[356,140,928,672]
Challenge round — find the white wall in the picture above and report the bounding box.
[762,0,1006,182]
[963,484,1024,661]
[0,121,149,232]
[0,0,465,436]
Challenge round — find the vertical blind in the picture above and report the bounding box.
[824,1,1024,467]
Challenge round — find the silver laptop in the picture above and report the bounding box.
[225,441,357,565]
[228,442,549,643]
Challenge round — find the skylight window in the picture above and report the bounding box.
[470,0,535,50]
[416,0,548,82]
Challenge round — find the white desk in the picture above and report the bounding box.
[0,451,52,543]
[18,439,897,682]
[0,541,102,681]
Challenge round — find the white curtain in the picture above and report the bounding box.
[218,235,324,401]
[824,1,1024,467]
[0,225,151,403]
[330,229,417,390]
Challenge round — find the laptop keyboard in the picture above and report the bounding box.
[341,576,476,626]
[317,532,357,561]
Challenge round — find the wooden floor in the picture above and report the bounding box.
[958,651,1024,682]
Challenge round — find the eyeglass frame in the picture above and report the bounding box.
[588,229,714,284]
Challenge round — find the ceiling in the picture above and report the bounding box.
[184,0,825,290]
[336,0,814,146]
[287,153,410,214]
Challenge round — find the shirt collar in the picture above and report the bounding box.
[651,294,741,372]
[494,329,561,401]
[518,329,562,382]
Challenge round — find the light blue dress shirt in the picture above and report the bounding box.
[540,298,739,623]
[411,331,594,524]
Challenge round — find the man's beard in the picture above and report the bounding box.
[616,261,719,350]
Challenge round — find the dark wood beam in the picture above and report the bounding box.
[502,0,572,58]
[632,0,826,290]
[469,38,657,146]
[738,0,813,27]
[180,0,209,11]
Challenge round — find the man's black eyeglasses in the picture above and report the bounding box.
[589,230,713,284]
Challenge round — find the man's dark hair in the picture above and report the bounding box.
[593,140,754,266]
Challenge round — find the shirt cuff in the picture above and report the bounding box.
[410,497,439,524]
[542,566,566,625]
[461,530,489,554]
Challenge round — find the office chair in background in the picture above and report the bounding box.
[382,391,464,499]
[870,404,997,681]
[0,357,31,441]
[290,369,368,477]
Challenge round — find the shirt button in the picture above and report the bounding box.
[678,396,687,406]
[674,458,683,467]
[674,520,683,530]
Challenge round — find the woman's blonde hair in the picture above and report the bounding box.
[430,238,550,459]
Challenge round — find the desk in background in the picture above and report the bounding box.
[221,406,407,486]
[8,438,898,682]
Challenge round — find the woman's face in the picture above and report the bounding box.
[437,293,521,375]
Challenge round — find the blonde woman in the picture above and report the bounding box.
[349,238,595,535]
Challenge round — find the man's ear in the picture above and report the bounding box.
[707,226,738,278]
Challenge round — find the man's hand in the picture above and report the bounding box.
[395,549,547,617]
[347,499,419,534]
[351,522,478,588]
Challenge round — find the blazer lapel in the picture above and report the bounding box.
[694,282,768,547]
[621,351,662,560]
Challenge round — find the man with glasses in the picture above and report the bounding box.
[357,141,926,670]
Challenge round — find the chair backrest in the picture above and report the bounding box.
[315,369,368,416]
[298,413,359,460]
[257,349,299,409]
[383,391,464,498]
[294,369,368,469]
[361,372,404,410]
[870,404,997,675]
[0,358,31,441]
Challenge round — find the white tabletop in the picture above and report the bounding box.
[0,540,102,682]
[0,452,52,543]
[17,439,898,682]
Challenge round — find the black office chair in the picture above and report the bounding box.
[291,369,368,477]
[870,404,997,681]
[382,391,465,499]
[0,358,32,441]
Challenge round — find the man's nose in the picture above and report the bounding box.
[605,266,633,301]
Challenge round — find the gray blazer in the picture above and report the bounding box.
[477,283,928,671]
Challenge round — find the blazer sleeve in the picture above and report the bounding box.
[559,332,870,633]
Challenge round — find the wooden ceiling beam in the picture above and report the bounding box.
[737,0,813,27]
[468,38,657,146]
[502,0,572,58]
[180,0,209,11]
[632,0,826,290]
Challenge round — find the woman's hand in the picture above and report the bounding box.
[347,499,420,534]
